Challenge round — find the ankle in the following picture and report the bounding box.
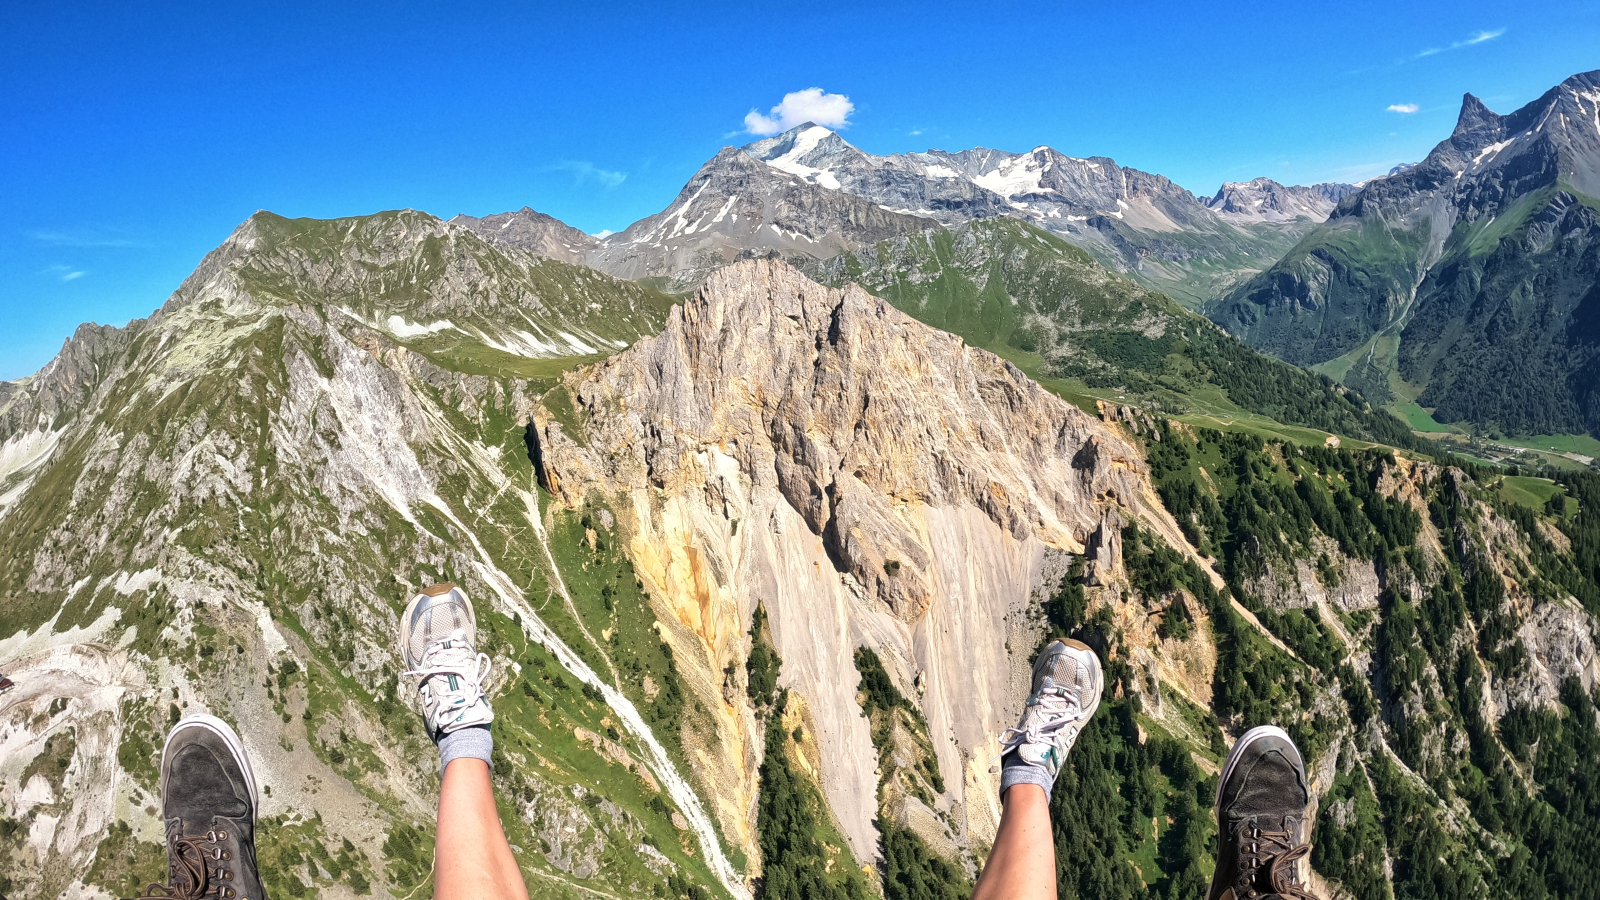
[438,724,493,776]
[999,750,1055,797]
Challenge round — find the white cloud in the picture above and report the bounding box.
[547,161,626,188]
[743,88,854,136]
[591,229,613,239]
[29,229,139,247]
[1387,103,1420,113]
[43,264,86,281]
[1418,28,1504,57]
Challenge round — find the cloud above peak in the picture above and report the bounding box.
[1387,103,1420,114]
[1418,28,1504,57]
[744,88,853,136]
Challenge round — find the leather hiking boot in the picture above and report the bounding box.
[400,583,493,739]
[997,639,1103,791]
[1207,725,1318,900]
[138,714,264,900]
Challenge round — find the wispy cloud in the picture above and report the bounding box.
[546,161,627,188]
[908,128,924,136]
[1418,28,1504,57]
[29,229,140,248]
[1387,103,1420,114]
[744,87,854,136]
[43,264,86,282]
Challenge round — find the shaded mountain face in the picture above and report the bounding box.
[1211,69,1600,435]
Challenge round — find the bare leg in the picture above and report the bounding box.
[972,784,1056,900]
[434,757,529,900]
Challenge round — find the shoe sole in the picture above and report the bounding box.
[1214,724,1297,813]
[162,713,260,820]
[400,586,477,669]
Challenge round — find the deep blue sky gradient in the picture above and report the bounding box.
[4,0,1598,379]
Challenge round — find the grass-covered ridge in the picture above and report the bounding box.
[805,218,1427,451]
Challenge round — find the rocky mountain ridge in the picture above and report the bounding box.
[464,124,1355,305]
[1204,178,1361,224]
[1210,69,1600,435]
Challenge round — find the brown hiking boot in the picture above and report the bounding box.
[1206,725,1319,900]
[136,715,265,900]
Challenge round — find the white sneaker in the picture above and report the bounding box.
[399,584,494,738]
[997,639,1103,780]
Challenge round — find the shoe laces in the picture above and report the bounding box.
[137,830,245,900]
[1231,818,1318,900]
[996,683,1087,757]
[403,637,491,722]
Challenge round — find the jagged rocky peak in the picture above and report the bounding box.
[1453,92,1502,136]
[584,143,936,287]
[1404,69,1600,198]
[449,206,600,264]
[742,122,864,188]
[529,258,1196,864]
[1204,177,1359,223]
[532,258,1181,614]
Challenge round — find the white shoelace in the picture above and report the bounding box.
[403,641,491,725]
[997,686,1086,756]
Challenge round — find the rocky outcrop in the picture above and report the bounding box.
[529,259,1197,867]
[450,206,601,265]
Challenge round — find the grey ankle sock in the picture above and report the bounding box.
[1000,751,1054,796]
[437,724,493,776]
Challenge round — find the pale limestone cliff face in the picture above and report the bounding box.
[529,259,1193,868]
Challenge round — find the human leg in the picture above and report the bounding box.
[401,583,529,900]
[972,639,1103,900]
[137,714,265,900]
[435,758,529,900]
[1206,725,1319,900]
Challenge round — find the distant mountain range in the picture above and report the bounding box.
[454,125,1354,306]
[1210,69,1600,436]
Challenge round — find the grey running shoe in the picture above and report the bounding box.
[145,714,264,900]
[1206,725,1318,900]
[997,639,1103,782]
[400,583,493,738]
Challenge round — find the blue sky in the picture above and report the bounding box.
[3,1,1598,380]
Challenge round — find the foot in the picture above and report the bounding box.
[400,583,493,739]
[1206,725,1318,900]
[997,638,1103,796]
[148,714,265,900]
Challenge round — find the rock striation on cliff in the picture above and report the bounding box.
[529,259,1196,867]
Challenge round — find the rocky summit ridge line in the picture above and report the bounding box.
[1211,69,1600,437]
[454,124,1355,306]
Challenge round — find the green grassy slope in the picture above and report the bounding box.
[806,218,1427,452]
